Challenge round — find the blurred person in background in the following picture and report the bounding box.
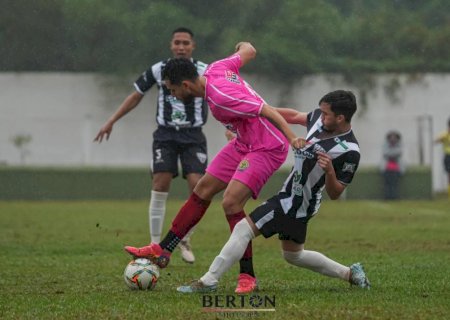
[380,131,404,200]
[94,27,208,264]
[434,118,450,198]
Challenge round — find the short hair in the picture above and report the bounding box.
[319,90,357,122]
[163,58,199,85]
[172,27,194,38]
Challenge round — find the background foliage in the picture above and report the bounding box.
[1,0,449,77]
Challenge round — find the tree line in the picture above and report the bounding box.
[1,0,449,78]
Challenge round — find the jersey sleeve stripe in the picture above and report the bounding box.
[207,97,257,117]
[258,117,286,151]
[133,83,145,95]
[210,84,261,106]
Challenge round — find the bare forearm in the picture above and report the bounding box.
[108,93,142,124]
[324,171,345,200]
[261,105,297,143]
[276,108,307,125]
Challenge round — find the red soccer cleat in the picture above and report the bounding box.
[235,273,258,294]
[124,243,171,268]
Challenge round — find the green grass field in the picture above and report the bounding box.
[0,199,449,319]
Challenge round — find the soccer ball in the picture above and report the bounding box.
[123,258,160,290]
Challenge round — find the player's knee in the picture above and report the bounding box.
[282,250,304,265]
[232,219,255,241]
[221,197,239,214]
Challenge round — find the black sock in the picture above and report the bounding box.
[239,257,255,277]
[159,231,182,253]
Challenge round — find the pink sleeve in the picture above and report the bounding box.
[208,82,264,119]
[210,53,242,73]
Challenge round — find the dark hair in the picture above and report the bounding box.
[162,58,199,85]
[172,27,194,38]
[319,90,357,122]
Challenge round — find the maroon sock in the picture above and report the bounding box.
[167,192,210,244]
[226,211,253,259]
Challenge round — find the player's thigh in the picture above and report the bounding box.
[179,142,208,177]
[222,179,253,214]
[152,140,178,176]
[206,142,243,185]
[186,173,203,193]
[248,196,281,239]
[249,195,308,245]
[193,172,228,201]
[232,149,287,199]
[152,172,173,192]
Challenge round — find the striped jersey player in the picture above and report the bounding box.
[176,90,371,293]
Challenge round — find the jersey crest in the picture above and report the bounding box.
[225,70,241,84]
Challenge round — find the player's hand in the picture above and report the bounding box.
[94,122,113,143]
[290,137,307,149]
[316,151,333,174]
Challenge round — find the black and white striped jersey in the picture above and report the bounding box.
[278,108,360,222]
[134,59,208,128]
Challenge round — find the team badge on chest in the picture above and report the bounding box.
[225,70,241,84]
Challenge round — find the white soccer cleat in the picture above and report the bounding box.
[179,239,195,264]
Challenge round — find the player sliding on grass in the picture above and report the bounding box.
[125,42,305,294]
[177,90,371,293]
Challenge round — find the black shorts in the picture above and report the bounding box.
[250,195,308,244]
[152,127,207,178]
[444,154,450,173]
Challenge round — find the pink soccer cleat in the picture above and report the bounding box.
[235,273,258,294]
[124,243,171,268]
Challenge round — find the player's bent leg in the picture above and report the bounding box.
[282,241,349,279]
[178,218,257,294]
[222,181,258,293]
[148,190,169,243]
[177,172,204,264]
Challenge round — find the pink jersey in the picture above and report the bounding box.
[204,53,288,153]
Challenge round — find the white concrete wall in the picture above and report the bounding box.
[1,72,448,192]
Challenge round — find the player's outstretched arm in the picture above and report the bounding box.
[276,108,308,126]
[94,91,143,142]
[234,42,256,67]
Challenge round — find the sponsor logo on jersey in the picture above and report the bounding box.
[312,144,326,153]
[196,152,207,164]
[171,110,186,122]
[294,148,315,159]
[225,70,241,84]
[238,159,250,171]
[342,162,356,173]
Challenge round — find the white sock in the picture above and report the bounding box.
[283,250,350,280]
[201,219,255,286]
[149,190,168,243]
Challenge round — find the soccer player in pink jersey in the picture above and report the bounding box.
[125,42,305,293]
